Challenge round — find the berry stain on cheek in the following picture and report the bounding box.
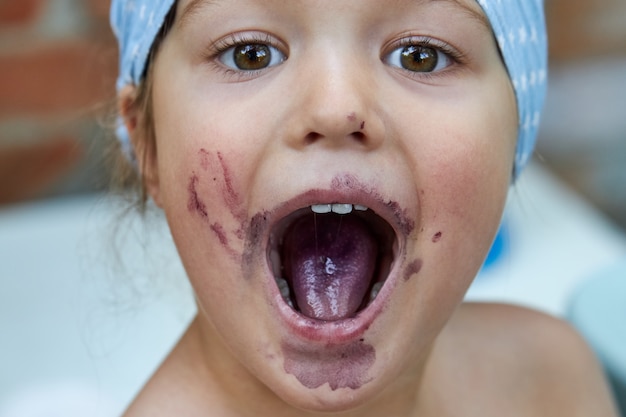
[186,149,248,258]
[404,259,423,282]
[198,148,246,223]
[187,174,208,219]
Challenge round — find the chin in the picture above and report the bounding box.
[266,364,392,414]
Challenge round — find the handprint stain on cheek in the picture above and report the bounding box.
[187,149,248,257]
[217,152,246,223]
[198,149,246,223]
[210,223,229,247]
[282,341,375,391]
[187,174,208,219]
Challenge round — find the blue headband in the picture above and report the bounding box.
[476,0,548,176]
[111,0,547,176]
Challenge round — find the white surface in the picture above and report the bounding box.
[567,259,626,382]
[467,163,626,314]
[0,195,195,415]
[1,163,625,415]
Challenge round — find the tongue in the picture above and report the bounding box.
[282,213,377,321]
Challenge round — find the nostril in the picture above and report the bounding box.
[305,132,322,144]
[304,131,367,146]
[351,131,366,143]
[304,131,365,145]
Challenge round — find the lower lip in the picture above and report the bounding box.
[269,268,396,345]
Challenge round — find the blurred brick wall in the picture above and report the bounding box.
[0,0,116,204]
[546,0,626,63]
[543,0,626,229]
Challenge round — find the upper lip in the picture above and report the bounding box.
[265,188,413,246]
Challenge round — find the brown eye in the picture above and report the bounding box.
[234,44,270,70]
[220,43,285,71]
[385,42,452,73]
[400,45,438,72]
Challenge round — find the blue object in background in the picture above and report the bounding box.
[567,258,626,416]
[483,221,509,271]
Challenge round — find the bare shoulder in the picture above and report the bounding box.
[122,319,212,417]
[122,344,195,417]
[439,303,619,416]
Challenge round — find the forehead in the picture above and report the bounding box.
[177,0,490,30]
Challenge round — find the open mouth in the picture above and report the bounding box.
[268,203,397,322]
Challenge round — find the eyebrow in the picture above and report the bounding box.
[434,0,491,30]
[177,0,490,31]
[178,0,219,29]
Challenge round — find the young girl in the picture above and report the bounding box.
[111,0,618,415]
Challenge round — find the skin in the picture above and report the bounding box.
[119,0,619,415]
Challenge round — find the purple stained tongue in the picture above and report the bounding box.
[282,213,377,321]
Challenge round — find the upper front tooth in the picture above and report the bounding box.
[311,204,332,214]
[331,204,353,214]
[311,203,363,214]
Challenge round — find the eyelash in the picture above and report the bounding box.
[206,33,287,81]
[384,36,466,79]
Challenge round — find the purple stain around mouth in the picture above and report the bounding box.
[330,173,415,236]
[187,174,208,219]
[282,341,375,391]
[384,200,415,236]
[404,259,423,282]
[241,210,270,278]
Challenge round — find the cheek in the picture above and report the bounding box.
[159,146,251,269]
[410,101,516,290]
[422,125,512,219]
[418,82,516,225]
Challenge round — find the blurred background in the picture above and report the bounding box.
[0,0,625,416]
[0,0,115,205]
[540,0,626,229]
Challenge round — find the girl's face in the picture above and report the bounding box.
[142,0,516,411]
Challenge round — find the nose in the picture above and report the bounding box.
[284,57,385,151]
